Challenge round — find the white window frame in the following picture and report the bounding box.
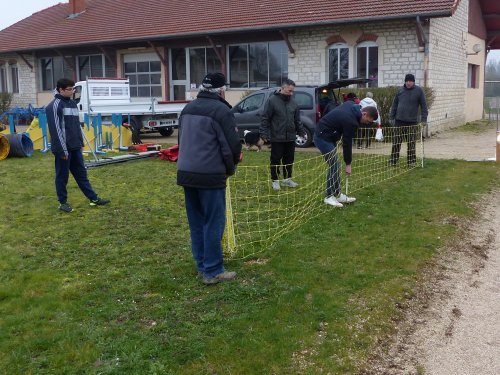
[356,41,379,87]
[328,43,350,82]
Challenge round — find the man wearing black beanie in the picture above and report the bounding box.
[389,73,428,167]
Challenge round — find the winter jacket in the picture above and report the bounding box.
[259,91,305,142]
[359,97,381,126]
[46,93,83,158]
[315,101,362,165]
[176,91,242,189]
[390,84,428,124]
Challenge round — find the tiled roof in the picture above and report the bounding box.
[0,0,459,53]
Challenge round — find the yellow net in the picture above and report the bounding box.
[224,124,423,258]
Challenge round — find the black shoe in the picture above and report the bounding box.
[58,203,73,213]
[89,197,110,206]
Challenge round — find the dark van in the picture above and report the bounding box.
[230,78,370,147]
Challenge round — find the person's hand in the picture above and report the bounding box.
[61,155,68,160]
[239,152,244,162]
[345,164,351,176]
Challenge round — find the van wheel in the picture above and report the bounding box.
[158,127,174,137]
[296,128,312,148]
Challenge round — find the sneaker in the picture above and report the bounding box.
[58,203,73,213]
[324,196,343,207]
[281,178,298,188]
[89,197,110,206]
[388,161,397,167]
[272,180,281,190]
[202,271,237,285]
[337,193,356,204]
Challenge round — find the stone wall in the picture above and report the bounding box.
[0,53,37,108]
[428,0,470,133]
[288,0,474,133]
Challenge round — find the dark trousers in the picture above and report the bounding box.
[270,141,295,180]
[356,125,375,148]
[184,187,226,277]
[54,149,98,204]
[390,121,418,165]
[313,134,341,197]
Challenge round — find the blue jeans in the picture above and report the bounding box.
[313,134,340,197]
[54,149,98,204]
[184,187,226,277]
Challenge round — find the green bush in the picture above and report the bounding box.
[0,92,13,114]
[339,86,435,126]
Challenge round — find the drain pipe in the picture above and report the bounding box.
[416,16,430,137]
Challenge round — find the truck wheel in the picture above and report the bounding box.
[124,117,142,145]
[295,127,312,148]
[158,127,174,137]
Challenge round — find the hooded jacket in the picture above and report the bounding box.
[259,90,305,142]
[176,91,242,189]
[390,84,428,124]
[315,101,362,165]
[359,97,381,126]
[46,93,83,158]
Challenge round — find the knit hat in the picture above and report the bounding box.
[404,74,415,82]
[202,72,228,89]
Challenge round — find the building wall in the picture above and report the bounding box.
[287,20,425,87]
[0,53,37,108]
[427,0,470,133]
[465,33,485,122]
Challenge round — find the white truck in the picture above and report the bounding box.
[73,78,188,137]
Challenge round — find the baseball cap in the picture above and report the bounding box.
[202,72,228,88]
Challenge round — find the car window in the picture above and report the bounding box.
[239,93,265,113]
[294,92,313,110]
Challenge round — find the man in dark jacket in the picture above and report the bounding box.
[259,79,306,190]
[46,78,109,213]
[389,73,428,166]
[314,101,378,207]
[177,72,242,285]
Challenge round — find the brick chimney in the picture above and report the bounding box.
[70,0,86,15]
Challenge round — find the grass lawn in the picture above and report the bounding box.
[0,149,498,374]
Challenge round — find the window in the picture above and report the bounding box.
[77,55,104,80]
[0,66,7,92]
[40,57,73,91]
[124,59,162,98]
[468,64,479,88]
[237,93,265,113]
[189,47,222,87]
[328,43,349,81]
[10,64,19,93]
[0,61,20,93]
[293,92,313,110]
[228,41,288,88]
[356,42,378,87]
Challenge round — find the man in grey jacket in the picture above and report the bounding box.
[260,79,306,190]
[177,72,242,285]
[389,74,428,166]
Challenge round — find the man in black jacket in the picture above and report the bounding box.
[314,101,378,207]
[259,79,306,190]
[177,72,242,285]
[46,78,109,213]
[389,73,428,166]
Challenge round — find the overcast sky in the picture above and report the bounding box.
[1,0,499,64]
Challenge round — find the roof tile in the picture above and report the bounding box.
[0,0,458,53]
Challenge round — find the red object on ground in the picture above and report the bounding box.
[158,144,179,162]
